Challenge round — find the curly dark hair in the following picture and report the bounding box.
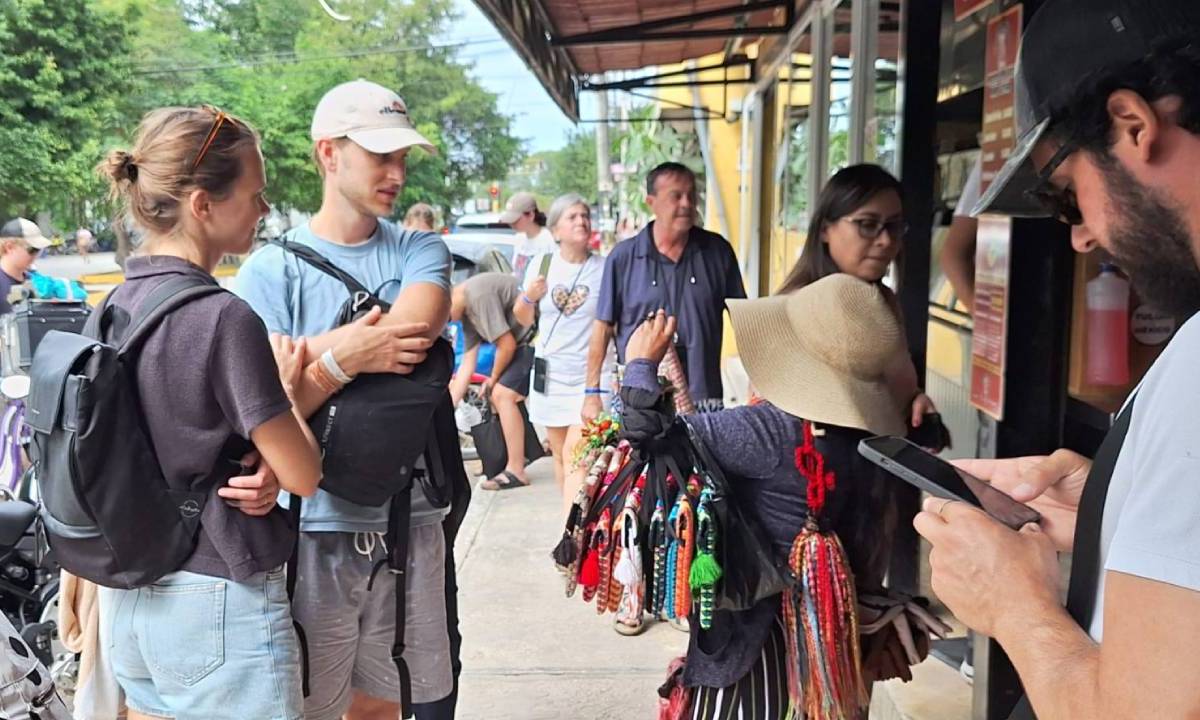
[1049,39,1200,154]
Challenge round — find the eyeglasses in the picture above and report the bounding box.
[843,217,908,241]
[191,106,230,172]
[1025,139,1082,225]
[23,245,39,257]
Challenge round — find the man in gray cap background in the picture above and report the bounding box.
[915,1,1200,718]
[235,79,459,720]
[0,218,51,315]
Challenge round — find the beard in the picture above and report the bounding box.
[1097,157,1200,320]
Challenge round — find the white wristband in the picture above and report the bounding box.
[321,349,354,385]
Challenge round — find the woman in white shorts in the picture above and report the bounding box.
[520,193,614,515]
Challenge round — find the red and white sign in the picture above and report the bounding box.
[979,5,1022,196]
[971,216,1012,420]
[955,0,991,22]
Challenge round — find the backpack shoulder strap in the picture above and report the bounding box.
[117,275,225,355]
[269,238,372,297]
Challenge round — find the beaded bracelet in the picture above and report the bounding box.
[307,360,343,395]
[584,388,605,396]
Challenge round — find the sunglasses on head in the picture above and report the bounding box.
[1025,138,1082,225]
[191,106,230,172]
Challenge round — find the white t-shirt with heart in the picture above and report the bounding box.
[522,249,615,425]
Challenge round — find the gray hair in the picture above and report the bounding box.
[546,193,589,235]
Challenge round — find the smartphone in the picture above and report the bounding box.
[858,436,1041,530]
[532,356,548,394]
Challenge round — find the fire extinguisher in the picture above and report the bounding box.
[1085,262,1130,386]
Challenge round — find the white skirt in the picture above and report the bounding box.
[526,371,614,428]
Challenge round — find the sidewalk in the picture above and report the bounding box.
[454,456,682,719]
[452,455,972,720]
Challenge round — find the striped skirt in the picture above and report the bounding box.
[689,619,790,720]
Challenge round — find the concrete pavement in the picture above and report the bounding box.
[454,456,682,719]
[451,454,972,720]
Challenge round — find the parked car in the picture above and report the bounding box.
[452,212,515,234]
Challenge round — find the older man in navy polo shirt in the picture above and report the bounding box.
[583,162,746,420]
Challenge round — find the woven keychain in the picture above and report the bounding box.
[780,421,867,720]
[594,507,616,614]
[664,493,695,620]
[555,447,614,583]
[689,488,722,630]
[649,498,669,616]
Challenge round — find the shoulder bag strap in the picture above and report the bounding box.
[269,238,372,297]
[1008,393,1137,720]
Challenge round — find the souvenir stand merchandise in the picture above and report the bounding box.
[553,412,950,720]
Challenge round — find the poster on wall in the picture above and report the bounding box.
[955,0,991,22]
[971,216,1012,419]
[979,4,1022,195]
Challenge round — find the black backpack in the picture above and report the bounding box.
[26,275,238,589]
[269,238,452,507]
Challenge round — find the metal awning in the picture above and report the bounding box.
[471,0,804,121]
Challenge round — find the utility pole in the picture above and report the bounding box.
[595,84,613,235]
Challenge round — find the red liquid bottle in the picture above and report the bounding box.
[1085,263,1130,386]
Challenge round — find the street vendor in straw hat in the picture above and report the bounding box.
[621,273,950,720]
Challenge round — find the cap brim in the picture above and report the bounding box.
[727,297,906,437]
[25,235,51,250]
[971,117,1052,218]
[346,127,436,155]
[498,209,523,224]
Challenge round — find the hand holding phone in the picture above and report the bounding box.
[858,436,1041,530]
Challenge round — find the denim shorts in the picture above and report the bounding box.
[105,568,303,720]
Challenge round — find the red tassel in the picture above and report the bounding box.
[580,550,601,587]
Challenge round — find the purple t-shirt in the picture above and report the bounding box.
[107,256,294,581]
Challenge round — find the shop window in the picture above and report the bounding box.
[770,27,816,291]
[866,0,904,172]
[826,0,854,177]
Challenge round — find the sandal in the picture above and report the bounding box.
[614,616,647,636]
[480,470,528,491]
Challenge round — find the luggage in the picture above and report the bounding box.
[12,301,91,370]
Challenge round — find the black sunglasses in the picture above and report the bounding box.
[1025,139,1082,225]
[844,217,908,241]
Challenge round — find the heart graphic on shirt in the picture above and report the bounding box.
[552,284,590,316]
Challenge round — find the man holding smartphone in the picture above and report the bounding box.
[915,2,1200,718]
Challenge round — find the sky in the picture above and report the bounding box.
[447,0,598,154]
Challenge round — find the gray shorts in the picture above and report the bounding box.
[292,527,452,720]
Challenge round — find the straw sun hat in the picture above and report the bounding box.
[727,274,907,437]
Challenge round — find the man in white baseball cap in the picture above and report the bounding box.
[235,79,462,720]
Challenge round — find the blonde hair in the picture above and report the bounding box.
[404,203,436,229]
[97,106,259,236]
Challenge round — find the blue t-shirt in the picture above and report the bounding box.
[596,222,746,403]
[233,220,452,533]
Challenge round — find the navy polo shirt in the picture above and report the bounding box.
[596,221,746,402]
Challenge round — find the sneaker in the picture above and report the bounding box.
[668,616,689,633]
[959,658,974,685]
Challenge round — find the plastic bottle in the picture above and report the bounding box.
[1085,263,1130,386]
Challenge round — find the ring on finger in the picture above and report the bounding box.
[936,498,955,517]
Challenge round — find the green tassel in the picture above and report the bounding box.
[689,551,723,590]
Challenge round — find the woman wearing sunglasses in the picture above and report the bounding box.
[95,106,321,720]
[778,163,938,429]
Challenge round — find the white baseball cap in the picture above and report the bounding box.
[311,79,436,155]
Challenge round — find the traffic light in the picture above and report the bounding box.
[489,182,500,198]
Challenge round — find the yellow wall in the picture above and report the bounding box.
[653,48,813,360]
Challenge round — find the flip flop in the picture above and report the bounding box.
[480,471,528,491]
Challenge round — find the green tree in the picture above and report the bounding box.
[0,0,130,224]
[530,128,599,201]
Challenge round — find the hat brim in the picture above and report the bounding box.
[498,209,524,224]
[728,296,907,437]
[346,127,436,155]
[25,235,51,250]
[971,117,1054,218]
